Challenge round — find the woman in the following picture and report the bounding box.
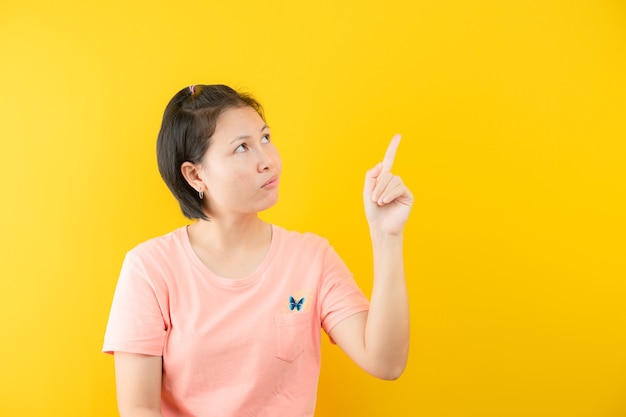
[103,84,413,417]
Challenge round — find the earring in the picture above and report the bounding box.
[199,190,204,200]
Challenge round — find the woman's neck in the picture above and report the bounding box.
[189,214,268,250]
[186,214,273,279]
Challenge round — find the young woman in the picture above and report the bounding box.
[103,84,413,417]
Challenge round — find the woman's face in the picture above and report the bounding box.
[197,105,282,217]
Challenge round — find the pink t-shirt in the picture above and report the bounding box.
[103,225,369,417]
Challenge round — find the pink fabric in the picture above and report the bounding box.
[103,225,369,417]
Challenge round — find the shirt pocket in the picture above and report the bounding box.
[275,312,311,362]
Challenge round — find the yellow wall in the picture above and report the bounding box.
[1,1,625,416]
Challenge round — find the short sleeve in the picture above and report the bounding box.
[319,245,369,339]
[102,250,168,356]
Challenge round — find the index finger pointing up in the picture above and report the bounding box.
[381,133,402,172]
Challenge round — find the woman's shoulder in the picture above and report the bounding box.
[126,226,188,260]
[272,224,332,250]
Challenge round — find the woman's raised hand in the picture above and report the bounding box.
[363,134,414,236]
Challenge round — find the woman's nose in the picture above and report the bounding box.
[257,148,272,172]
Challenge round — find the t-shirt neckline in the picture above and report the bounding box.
[178,223,280,288]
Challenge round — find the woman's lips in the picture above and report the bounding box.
[262,176,279,188]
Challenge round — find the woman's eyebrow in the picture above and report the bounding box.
[231,125,271,143]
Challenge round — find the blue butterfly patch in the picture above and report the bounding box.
[289,296,305,311]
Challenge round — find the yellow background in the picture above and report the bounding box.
[1,1,625,416]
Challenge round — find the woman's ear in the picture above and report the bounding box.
[181,161,205,194]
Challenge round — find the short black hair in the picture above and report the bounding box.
[156,84,264,220]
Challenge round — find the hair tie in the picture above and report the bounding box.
[189,85,195,94]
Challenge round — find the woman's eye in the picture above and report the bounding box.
[235,143,248,153]
[261,134,271,143]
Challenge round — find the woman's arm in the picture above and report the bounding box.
[114,352,164,417]
[329,134,413,380]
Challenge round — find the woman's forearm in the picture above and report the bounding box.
[363,230,410,379]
